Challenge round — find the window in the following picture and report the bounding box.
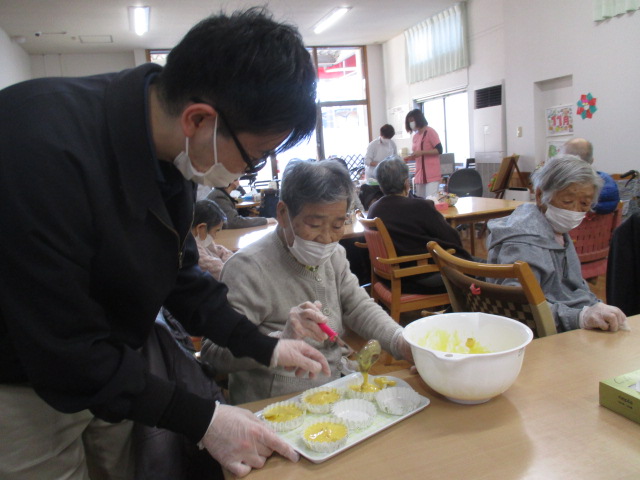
[404,2,469,83]
[277,47,370,181]
[421,91,470,164]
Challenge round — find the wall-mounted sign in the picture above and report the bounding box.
[546,104,574,136]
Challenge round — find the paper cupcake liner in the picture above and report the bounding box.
[331,399,376,430]
[261,400,305,432]
[344,375,381,402]
[300,386,343,414]
[301,417,349,453]
[375,387,422,416]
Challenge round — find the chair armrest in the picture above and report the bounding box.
[354,241,367,249]
[377,249,456,265]
[377,252,434,265]
[392,263,441,278]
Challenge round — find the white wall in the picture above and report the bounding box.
[382,0,639,175]
[504,0,640,173]
[0,28,31,89]
[30,52,136,78]
[366,44,387,141]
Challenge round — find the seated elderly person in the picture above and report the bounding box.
[207,179,277,229]
[192,199,233,281]
[486,155,628,332]
[367,155,472,294]
[199,159,413,404]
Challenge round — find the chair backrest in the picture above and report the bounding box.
[447,168,483,197]
[427,241,557,337]
[569,203,622,264]
[358,217,399,278]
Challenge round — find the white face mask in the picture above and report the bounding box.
[285,211,338,267]
[544,204,587,233]
[173,116,241,188]
[195,232,214,248]
[409,121,416,131]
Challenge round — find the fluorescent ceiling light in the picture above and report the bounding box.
[128,6,150,36]
[313,6,352,35]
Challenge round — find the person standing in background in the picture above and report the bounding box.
[403,109,443,198]
[364,124,397,182]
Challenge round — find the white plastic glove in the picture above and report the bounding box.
[270,339,331,378]
[579,303,628,332]
[393,333,414,364]
[282,301,329,341]
[200,402,299,477]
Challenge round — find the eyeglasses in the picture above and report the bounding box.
[214,108,273,174]
[191,98,272,174]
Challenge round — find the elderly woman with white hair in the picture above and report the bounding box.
[486,155,628,333]
[200,159,413,404]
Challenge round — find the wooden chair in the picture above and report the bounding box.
[427,241,557,338]
[568,202,623,281]
[355,217,450,322]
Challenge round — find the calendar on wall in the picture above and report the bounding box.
[545,104,574,137]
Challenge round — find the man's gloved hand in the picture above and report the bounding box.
[579,303,628,332]
[270,339,331,378]
[200,402,299,477]
[282,301,329,341]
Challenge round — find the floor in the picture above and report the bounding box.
[362,225,607,376]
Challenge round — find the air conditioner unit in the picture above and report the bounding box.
[473,84,505,163]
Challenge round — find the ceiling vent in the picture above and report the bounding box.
[475,85,502,109]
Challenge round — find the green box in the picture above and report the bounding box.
[599,369,640,424]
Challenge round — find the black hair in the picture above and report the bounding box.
[155,7,317,153]
[194,199,227,230]
[405,108,428,133]
[380,124,395,139]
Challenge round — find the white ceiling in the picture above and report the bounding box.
[0,0,458,55]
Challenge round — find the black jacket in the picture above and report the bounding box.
[607,212,640,316]
[0,64,274,442]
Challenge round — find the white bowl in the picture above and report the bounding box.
[403,313,533,404]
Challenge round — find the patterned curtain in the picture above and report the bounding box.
[404,1,469,84]
[594,0,640,21]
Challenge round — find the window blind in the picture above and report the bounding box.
[594,0,640,21]
[404,1,469,84]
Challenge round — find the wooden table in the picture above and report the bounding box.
[442,196,527,256]
[224,316,640,479]
[235,201,260,209]
[216,217,365,252]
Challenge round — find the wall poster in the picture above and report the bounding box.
[546,104,574,136]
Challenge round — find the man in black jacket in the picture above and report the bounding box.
[0,8,328,479]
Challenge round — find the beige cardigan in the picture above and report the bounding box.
[199,229,403,404]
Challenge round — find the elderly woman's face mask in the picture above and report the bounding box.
[540,182,596,233]
[281,201,347,267]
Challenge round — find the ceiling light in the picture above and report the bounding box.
[128,6,150,36]
[313,6,352,35]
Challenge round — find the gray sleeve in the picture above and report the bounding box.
[488,242,584,331]
[198,252,270,373]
